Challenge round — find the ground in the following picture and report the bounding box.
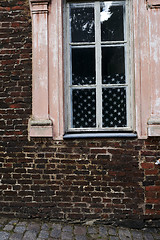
[0,217,160,240]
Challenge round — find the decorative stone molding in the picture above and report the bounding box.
[28,0,53,138]
[48,0,64,140]
[148,116,160,136]
[29,119,53,138]
[30,0,50,14]
[133,0,151,139]
[146,0,160,9]
[147,1,160,136]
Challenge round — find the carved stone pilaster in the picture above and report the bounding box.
[28,0,53,138]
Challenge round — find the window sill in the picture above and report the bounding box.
[63,132,137,139]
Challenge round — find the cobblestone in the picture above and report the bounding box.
[0,231,10,240]
[131,229,144,239]
[108,227,117,236]
[10,232,24,240]
[119,228,132,239]
[0,217,159,240]
[99,226,108,237]
[14,226,26,233]
[3,225,14,231]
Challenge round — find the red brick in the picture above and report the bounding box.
[145,169,159,175]
[91,148,107,154]
[0,0,160,224]
[146,186,160,191]
[141,163,154,170]
[146,209,157,214]
[146,199,160,204]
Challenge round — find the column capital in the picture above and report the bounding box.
[29,0,51,13]
[146,0,160,9]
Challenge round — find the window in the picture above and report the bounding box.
[65,1,133,134]
[29,0,154,140]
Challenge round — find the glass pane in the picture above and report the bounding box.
[70,4,95,42]
[72,89,96,128]
[101,2,124,41]
[102,88,127,127]
[102,46,125,84]
[72,48,95,85]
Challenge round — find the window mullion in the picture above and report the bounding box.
[95,1,102,129]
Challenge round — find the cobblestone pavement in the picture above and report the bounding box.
[0,218,160,240]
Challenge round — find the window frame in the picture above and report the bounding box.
[64,0,134,134]
[29,0,153,140]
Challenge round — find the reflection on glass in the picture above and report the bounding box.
[70,4,95,42]
[102,88,126,127]
[72,89,96,128]
[102,46,125,84]
[72,48,95,85]
[101,2,124,41]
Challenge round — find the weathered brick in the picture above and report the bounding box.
[141,163,155,170]
[146,186,160,192]
[0,0,160,226]
[145,169,159,175]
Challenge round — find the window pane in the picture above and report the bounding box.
[72,48,95,85]
[101,2,124,41]
[102,46,125,84]
[102,88,127,127]
[72,89,96,128]
[70,4,95,42]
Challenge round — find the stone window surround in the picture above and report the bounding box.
[28,0,160,140]
[28,0,64,140]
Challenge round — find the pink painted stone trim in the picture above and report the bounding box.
[147,5,160,136]
[48,0,64,140]
[29,0,53,138]
[133,0,151,139]
[29,0,64,139]
[28,0,160,139]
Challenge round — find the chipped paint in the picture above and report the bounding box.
[147,0,160,9]
[29,0,160,139]
[148,3,160,135]
[29,0,53,137]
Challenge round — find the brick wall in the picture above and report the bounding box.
[0,0,160,228]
